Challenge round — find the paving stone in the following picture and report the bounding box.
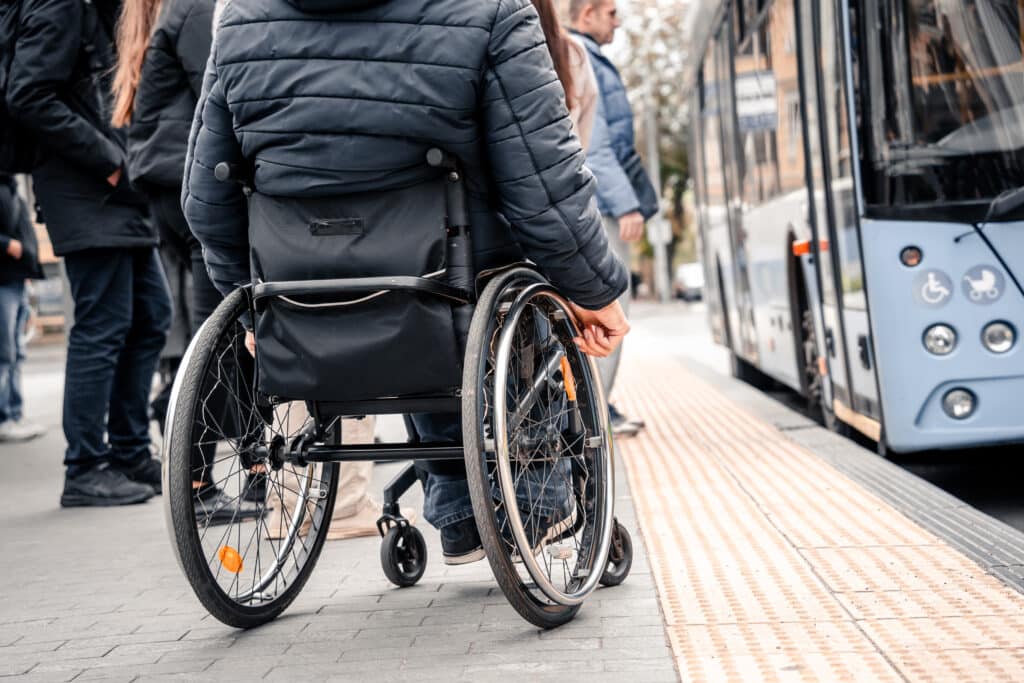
[75,657,216,680]
[8,670,83,683]
[4,345,678,682]
[470,637,601,654]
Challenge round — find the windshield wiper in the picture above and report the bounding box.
[954,186,1024,299]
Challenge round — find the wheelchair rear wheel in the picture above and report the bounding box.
[463,268,615,629]
[163,289,340,628]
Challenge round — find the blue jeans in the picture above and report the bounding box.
[412,410,572,531]
[62,248,171,476]
[0,282,28,424]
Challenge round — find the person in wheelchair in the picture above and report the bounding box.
[182,0,629,577]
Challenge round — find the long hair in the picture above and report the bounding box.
[111,0,164,128]
[531,0,575,106]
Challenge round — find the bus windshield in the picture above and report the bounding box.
[865,0,1024,210]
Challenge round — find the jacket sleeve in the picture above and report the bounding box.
[176,3,215,99]
[6,0,123,178]
[182,39,249,296]
[586,94,641,219]
[481,0,627,310]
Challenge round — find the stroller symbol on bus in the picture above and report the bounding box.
[961,265,1005,305]
[964,270,999,300]
[918,270,953,306]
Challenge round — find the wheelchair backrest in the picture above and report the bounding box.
[248,176,449,286]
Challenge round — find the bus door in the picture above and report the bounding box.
[718,15,759,362]
[797,0,881,430]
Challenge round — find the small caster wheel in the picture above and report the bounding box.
[599,521,632,587]
[381,525,427,587]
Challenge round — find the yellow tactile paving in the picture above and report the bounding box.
[615,355,1024,682]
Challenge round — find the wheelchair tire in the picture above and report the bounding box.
[599,520,632,587]
[163,289,339,629]
[463,268,615,629]
[380,525,428,588]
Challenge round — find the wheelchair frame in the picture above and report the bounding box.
[164,149,633,630]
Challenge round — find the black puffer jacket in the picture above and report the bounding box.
[127,0,215,191]
[7,0,156,255]
[183,0,627,309]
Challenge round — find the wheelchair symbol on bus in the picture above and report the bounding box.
[961,266,1004,305]
[916,270,953,307]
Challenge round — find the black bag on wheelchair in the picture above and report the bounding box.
[248,178,463,403]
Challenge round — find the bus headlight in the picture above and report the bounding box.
[982,321,1015,354]
[923,324,957,356]
[942,389,976,420]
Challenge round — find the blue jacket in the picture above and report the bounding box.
[577,33,659,220]
[182,0,628,310]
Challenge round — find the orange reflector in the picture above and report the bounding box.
[218,546,243,574]
[560,356,577,402]
[819,239,830,253]
[817,356,827,376]
[792,240,811,256]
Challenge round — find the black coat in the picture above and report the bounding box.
[7,0,156,256]
[183,0,628,309]
[0,176,43,283]
[127,0,214,191]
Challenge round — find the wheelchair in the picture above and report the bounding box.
[162,150,633,630]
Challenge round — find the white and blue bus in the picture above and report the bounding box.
[689,0,1024,452]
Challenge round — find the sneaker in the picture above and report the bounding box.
[111,456,163,494]
[327,497,416,541]
[61,466,155,507]
[0,420,44,443]
[608,404,639,438]
[608,403,645,431]
[622,413,647,430]
[194,484,262,526]
[441,517,485,565]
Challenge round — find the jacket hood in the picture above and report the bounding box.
[284,0,387,11]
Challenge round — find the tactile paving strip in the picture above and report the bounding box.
[615,356,1024,683]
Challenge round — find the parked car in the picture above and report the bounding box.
[673,262,705,301]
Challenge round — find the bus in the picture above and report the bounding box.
[688,0,1024,452]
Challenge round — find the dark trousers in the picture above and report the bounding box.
[147,187,227,484]
[63,247,172,476]
[148,188,223,431]
[149,188,221,337]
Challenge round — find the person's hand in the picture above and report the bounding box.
[244,330,256,357]
[570,300,630,358]
[106,166,122,187]
[618,211,644,242]
[6,239,22,260]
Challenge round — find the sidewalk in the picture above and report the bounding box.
[614,305,1024,682]
[5,303,1024,682]
[0,343,674,681]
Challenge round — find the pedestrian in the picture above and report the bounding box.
[530,0,599,149]
[8,0,172,507]
[0,175,45,443]
[110,0,407,533]
[570,0,659,437]
[182,0,630,565]
[111,0,221,440]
